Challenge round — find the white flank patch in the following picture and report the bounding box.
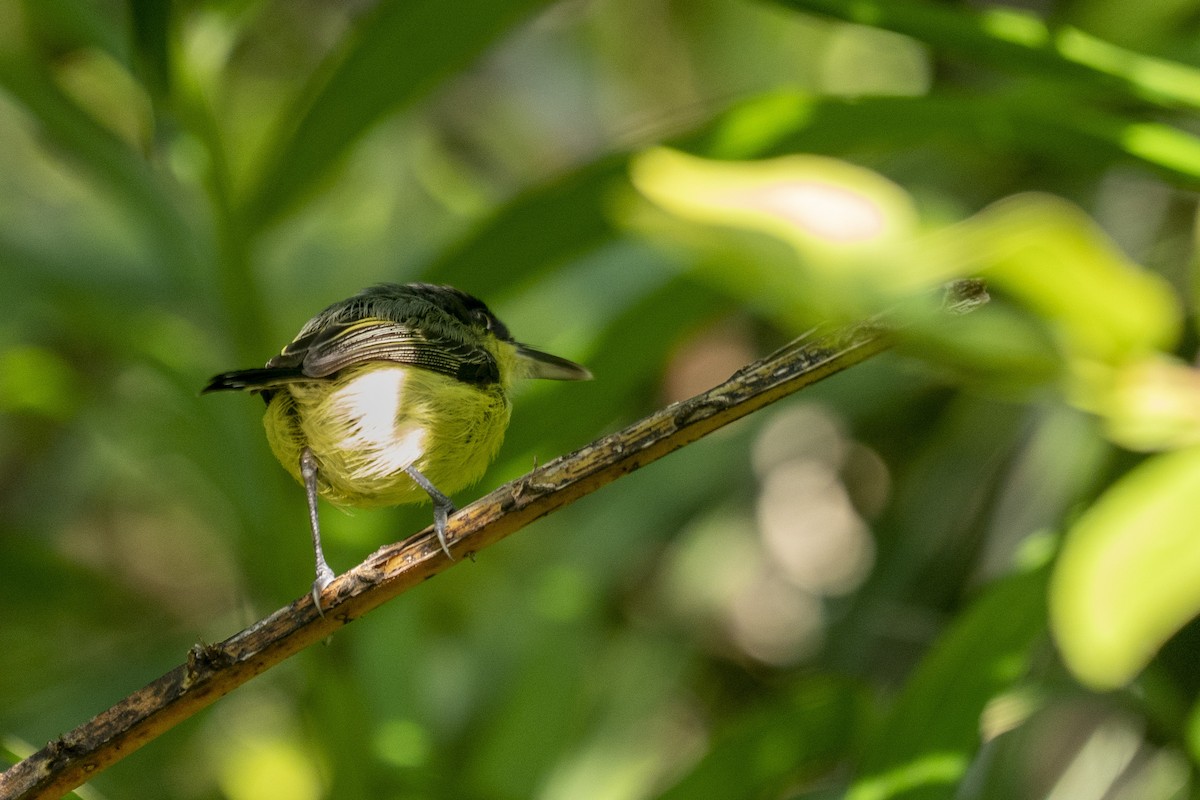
[329,368,428,477]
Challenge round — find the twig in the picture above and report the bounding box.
[0,280,988,800]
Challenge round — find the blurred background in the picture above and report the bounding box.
[3,0,1200,798]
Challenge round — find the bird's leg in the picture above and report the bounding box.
[301,447,336,614]
[403,465,456,560]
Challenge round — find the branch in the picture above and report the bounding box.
[0,280,988,800]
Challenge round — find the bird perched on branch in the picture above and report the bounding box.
[204,283,591,610]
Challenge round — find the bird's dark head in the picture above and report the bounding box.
[373,283,512,342]
[365,283,591,384]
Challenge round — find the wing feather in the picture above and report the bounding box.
[268,316,499,385]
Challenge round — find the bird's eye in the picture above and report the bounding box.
[473,309,512,340]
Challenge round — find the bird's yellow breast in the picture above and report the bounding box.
[263,363,512,508]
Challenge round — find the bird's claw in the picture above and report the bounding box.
[311,566,335,617]
[434,502,456,561]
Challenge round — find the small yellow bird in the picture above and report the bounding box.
[204,283,591,607]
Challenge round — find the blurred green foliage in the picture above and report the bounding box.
[3,1,1200,798]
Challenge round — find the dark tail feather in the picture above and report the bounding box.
[202,366,303,393]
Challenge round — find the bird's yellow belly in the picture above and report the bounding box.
[263,364,511,507]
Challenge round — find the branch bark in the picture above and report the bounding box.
[0,280,988,800]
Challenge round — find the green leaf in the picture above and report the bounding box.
[698,90,1200,189]
[1051,447,1200,689]
[1089,356,1200,452]
[242,0,555,228]
[127,0,172,98]
[426,155,628,294]
[628,146,922,327]
[848,564,1049,800]
[0,56,195,283]
[772,0,1200,111]
[655,676,864,800]
[961,194,1181,364]
[19,0,128,62]
[630,147,918,253]
[893,298,1063,394]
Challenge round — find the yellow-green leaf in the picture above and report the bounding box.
[630,147,917,258]
[1051,446,1200,689]
[954,194,1181,364]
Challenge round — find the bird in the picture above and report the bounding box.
[203,282,591,610]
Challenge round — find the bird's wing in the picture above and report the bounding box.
[270,317,500,385]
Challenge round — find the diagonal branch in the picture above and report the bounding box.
[0,280,988,800]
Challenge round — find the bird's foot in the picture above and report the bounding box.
[434,501,456,561]
[311,564,335,617]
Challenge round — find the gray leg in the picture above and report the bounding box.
[404,465,456,560]
[301,448,335,613]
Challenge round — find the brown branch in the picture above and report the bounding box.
[0,280,987,800]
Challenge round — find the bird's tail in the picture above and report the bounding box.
[202,367,303,393]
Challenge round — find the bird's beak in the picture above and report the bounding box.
[515,344,593,381]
